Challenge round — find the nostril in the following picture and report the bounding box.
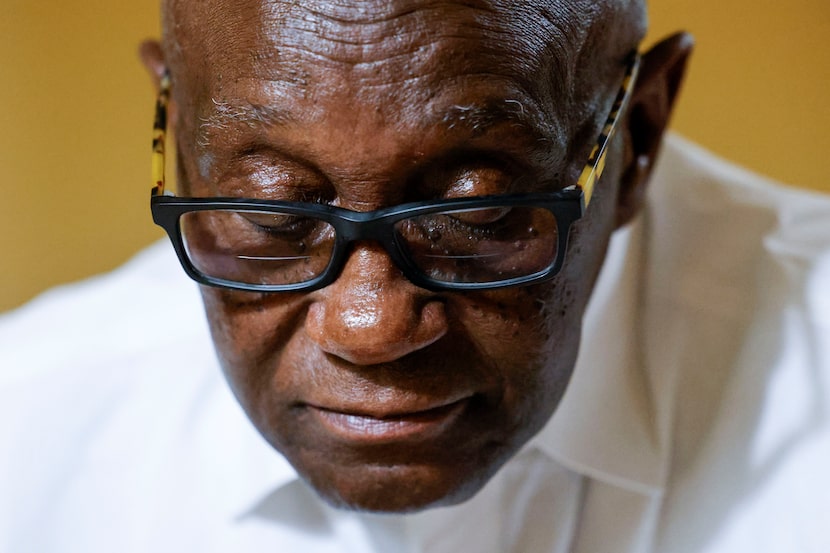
[305,298,449,366]
[305,302,327,343]
[415,301,450,347]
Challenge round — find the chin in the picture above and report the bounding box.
[303,457,507,513]
[290,444,511,513]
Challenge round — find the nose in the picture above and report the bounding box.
[304,245,449,365]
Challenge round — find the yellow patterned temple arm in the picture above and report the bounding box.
[151,73,171,197]
[576,54,641,206]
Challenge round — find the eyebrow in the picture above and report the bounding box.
[438,98,556,143]
[197,95,560,153]
[197,100,297,148]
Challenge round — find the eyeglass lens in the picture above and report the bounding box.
[180,206,559,287]
[394,207,558,284]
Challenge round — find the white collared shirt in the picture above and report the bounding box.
[1,135,829,552]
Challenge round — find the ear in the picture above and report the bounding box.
[615,32,694,228]
[139,39,179,137]
[139,40,168,92]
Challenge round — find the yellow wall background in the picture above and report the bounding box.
[1,1,828,312]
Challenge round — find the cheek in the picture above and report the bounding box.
[451,283,582,427]
[456,280,581,360]
[199,287,309,410]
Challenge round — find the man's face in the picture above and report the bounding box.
[164,0,636,511]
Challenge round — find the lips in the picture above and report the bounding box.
[307,397,471,444]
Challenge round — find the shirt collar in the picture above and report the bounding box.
[530,214,669,495]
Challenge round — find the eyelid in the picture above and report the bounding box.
[241,212,301,226]
[450,206,513,225]
[412,149,524,199]
[205,146,333,201]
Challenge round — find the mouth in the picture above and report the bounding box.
[307,397,472,444]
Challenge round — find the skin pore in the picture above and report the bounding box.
[141,0,691,512]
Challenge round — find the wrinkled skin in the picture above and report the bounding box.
[141,0,691,512]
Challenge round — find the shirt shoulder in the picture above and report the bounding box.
[0,242,207,385]
[0,243,220,550]
[648,134,830,319]
[650,136,830,553]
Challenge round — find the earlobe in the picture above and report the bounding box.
[139,40,168,92]
[615,32,695,228]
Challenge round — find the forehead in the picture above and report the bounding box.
[172,0,597,64]
[168,1,594,72]
[167,1,601,111]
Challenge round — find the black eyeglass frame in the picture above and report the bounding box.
[150,54,641,293]
[152,192,584,292]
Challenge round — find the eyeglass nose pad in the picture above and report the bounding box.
[305,244,449,365]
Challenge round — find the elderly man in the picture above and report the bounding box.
[1,0,829,552]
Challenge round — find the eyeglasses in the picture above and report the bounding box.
[150,54,640,292]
